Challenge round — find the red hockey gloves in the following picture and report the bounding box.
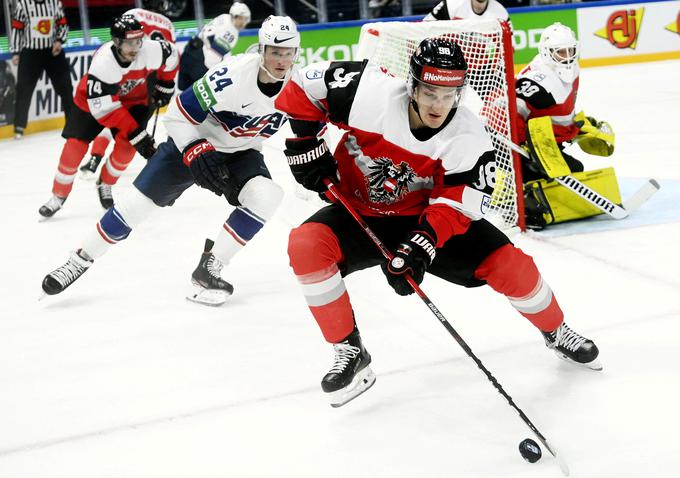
[382,230,436,296]
[284,137,338,193]
[152,80,175,107]
[182,139,228,196]
[128,125,157,160]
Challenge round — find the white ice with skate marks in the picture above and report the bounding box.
[0,60,679,477]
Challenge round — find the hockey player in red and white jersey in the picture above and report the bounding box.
[79,0,177,185]
[424,0,509,22]
[178,2,251,91]
[275,37,601,407]
[41,16,300,308]
[38,14,179,218]
[515,22,581,179]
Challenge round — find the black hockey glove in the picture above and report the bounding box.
[152,80,175,107]
[284,137,337,193]
[381,230,436,296]
[128,125,157,160]
[182,139,228,196]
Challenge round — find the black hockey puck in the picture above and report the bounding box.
[518,438,542,463]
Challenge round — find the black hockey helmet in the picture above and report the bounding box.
[407,37,467,108]
[111,15,145,42]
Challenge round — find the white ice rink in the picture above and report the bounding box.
[1,60,679,478]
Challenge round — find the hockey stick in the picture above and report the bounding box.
[151,104,160,138]
[497,133,659,219]
[324,179,570,476]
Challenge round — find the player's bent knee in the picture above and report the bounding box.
[288,222,341,274]
[476,244,539,294]
[114,186,160,229]
[237,175,283,221]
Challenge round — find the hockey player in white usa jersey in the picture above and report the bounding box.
[275,37,601,407]
[424,0,509,22]
[41,16,300,307]
[178,2,251,91]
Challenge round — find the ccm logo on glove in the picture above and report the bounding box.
[183,141,216,165]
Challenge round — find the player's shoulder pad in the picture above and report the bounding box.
[441,106,495,174]
[515,75,555,109]
[88,43,124,84]
[323,60,368,124]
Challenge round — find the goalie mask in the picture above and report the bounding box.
[539,23,579,83]
[257,15,300,82]
[408,37,467,126]
[111,15,145,62]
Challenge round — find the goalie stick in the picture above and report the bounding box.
[324,179,571,476]
[497,133,660,220]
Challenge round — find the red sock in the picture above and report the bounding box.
[90,135,110,158]
[53,138,89,198]
[99,139,136,186]
[288,222,355,343]
[475,244,563,332]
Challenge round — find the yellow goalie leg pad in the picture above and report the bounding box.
[526,167,622,225]
[573,111,616,157]
[526,116,571,178]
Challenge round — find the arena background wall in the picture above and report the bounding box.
[0,0,677,138]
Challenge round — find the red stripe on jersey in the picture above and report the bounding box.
[275,79,328,123]
[175,95,200,125]
[11,19,24,29]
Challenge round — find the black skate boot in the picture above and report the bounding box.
[186,239,234,306]
[96,180,114,209]
[42,249,93,296]
[543,322,602,371]
[38,195,66,218]
[80,154,103,179]
[322,327,376,407]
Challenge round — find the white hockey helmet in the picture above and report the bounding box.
[229,2,251,22]
[539,22,579,83]
[258,15,300,49]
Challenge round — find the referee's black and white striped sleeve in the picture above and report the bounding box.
[10,1,28,54]
[10,0,69,53]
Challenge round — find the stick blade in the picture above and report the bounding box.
[622,178,660,212]
[544,439,570,476]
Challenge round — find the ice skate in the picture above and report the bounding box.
[543,322,602,371]
[186,239,234,307]
[96,180,114,209]
[80,154,104,180]
[42,249,93,296]
[322,327,376,407]
[38,195,66,219]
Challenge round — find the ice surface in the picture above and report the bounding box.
[0,60,678,478]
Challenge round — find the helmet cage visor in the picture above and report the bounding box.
[548,46,577,65]
[410,77,466,110]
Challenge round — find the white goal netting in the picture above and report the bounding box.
[356,19,521,230]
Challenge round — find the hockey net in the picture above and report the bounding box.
[356,19,524,231]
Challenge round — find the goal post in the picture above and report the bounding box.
[356,19,525,231]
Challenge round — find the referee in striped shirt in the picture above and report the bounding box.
[10,0,73,139]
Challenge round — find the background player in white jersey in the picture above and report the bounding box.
[41,16,300,308]
[38,15,179,218]
[178,2,251,91]
[424,0,509,22]
[515,23,616,228]
[79,0,177,185]
[275,37,600,407]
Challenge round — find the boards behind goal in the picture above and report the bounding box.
[356,19,524,231]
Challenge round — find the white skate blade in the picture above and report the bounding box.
[327,366,376,408]
[554,351,603,371]
[186,285,231,307]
